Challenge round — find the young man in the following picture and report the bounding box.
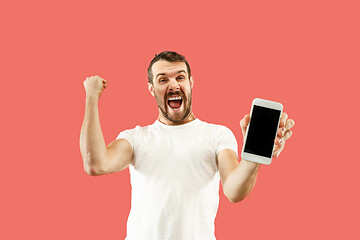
[80,51,294,240]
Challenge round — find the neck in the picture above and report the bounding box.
[157,112,196,126]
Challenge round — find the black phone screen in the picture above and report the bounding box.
[244,105,281,158]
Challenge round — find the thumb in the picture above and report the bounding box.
[240,114,250,136]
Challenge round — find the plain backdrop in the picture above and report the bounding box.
[1,0,359,239]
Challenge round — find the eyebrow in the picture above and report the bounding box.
[156,70,187,79]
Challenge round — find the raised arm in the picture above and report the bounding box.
[79,76,132,176]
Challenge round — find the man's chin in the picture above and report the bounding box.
[166,109,192,124]
[165,112,186,123]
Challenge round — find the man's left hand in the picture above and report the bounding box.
[240,112,295,158]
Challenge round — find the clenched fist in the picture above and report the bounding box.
[83,75,108,98]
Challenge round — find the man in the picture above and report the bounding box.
[80,51,295,240]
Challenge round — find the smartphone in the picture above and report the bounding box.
[241,98,283,165]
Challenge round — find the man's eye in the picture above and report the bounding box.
[177,76,185,80]
[159,79,166,82]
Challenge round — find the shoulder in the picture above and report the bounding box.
[201,122,238,155]
[116,122,156,139]
[198,120,234,135]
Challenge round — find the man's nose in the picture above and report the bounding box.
[168,78,180,91]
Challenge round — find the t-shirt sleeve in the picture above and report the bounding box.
[215,125,239,156]
[115,126,140,151]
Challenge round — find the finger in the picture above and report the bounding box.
[273,151,280,158]
[277,126,287,137]
[275,136,284,145]
[283,130,293,141]
[281,112,288,120]
[274,135,285,147]
[274,138,284,155]
[279,112,288,127]
[285,119,295,130]
[273,141,285,158]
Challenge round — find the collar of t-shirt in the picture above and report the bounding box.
[154,118,201,129]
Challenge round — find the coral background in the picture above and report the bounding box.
[1,0,359,239]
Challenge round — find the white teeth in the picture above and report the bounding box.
[168,96,182,101]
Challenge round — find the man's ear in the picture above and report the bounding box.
[148,83,155,97]
[190,76,194,89]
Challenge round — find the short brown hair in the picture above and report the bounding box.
[147,51,192,84]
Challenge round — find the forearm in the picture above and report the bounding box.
[79,94,108,175]
[223,159,261,203]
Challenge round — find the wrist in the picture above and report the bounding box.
[241,159,261,169]
[86,93,100,101]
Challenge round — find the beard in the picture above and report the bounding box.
[154,89,192,124]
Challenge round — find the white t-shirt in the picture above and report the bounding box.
[116,118,238,240]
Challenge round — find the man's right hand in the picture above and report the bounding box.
[83,75,108,98]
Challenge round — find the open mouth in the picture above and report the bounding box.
[167,96,183,111]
